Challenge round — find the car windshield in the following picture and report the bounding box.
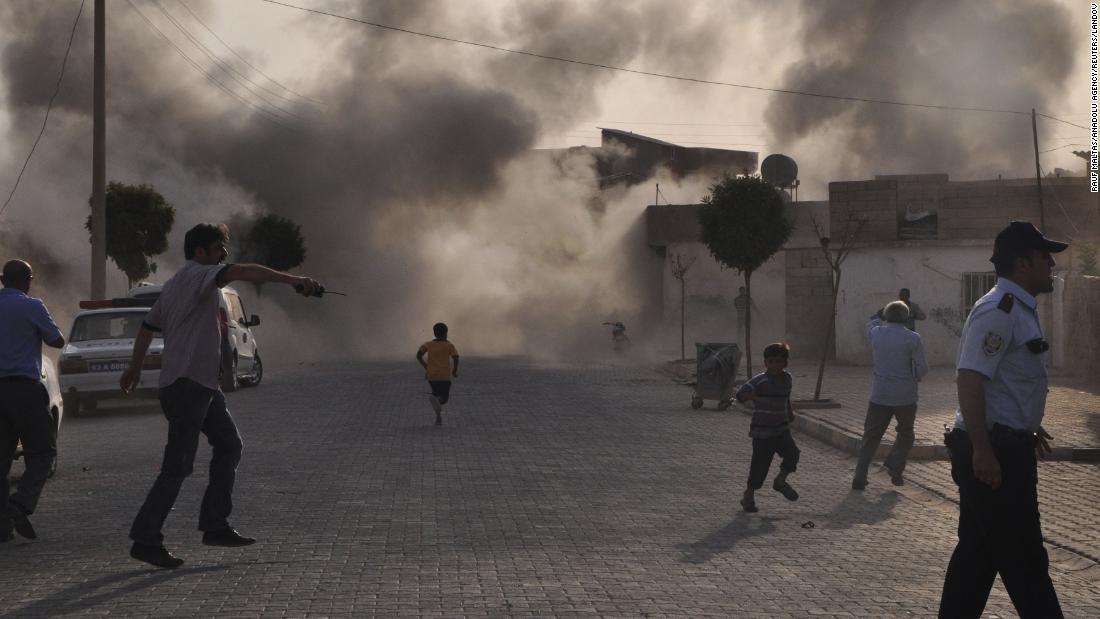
[70,311,148,342]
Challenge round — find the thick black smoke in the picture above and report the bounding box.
[764,0,1076,181]
[0,0,730,359]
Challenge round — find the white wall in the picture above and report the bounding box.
[661,241,786,359]
[836,246,993,365]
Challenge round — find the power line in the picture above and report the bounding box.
[1035,112,1088,131]
[1037,163,1080,236]
[1040,143,1084,154]
[150,0,307,121]
[258,0,1040,118]
[127,0,297,129]
[1,0,85,221]
[176,0,325,106]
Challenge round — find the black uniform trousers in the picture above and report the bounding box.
[0,377,57,531]
[939,426,1063,619]
[130,378,243,546]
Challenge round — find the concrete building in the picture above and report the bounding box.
[826,173,1096,366]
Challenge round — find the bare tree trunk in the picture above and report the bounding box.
[744,270,753,379]
[813,267,840,401]
[680,277,686,361]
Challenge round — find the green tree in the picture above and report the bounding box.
[698,175,794,378]
[86,182,175,288]
[230,213,307,292]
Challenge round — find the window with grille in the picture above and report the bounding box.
[962,272,998,318]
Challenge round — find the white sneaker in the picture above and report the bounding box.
[429,395,442,414]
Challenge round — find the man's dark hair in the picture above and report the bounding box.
[899,288,910,296]
[763,342,790,360]
[433,322,448,339]
[184,223,228,260]
[1,259,32,288]
[992,251,1029,278]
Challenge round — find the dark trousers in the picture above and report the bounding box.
[853,401,916,482]
[939,428,1063,619]
[130,379,243,545]
[0,378,56,529]
[747,430,799,490]
[429,380,451,405]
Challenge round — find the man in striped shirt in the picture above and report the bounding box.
[735,342,800,513]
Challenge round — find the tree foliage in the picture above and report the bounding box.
[86,181,176,287]
[698,175,794,377]
[231,213,307,272]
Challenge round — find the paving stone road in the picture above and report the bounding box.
[2,358,1098,617]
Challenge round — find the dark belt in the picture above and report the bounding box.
[945,424,1036,449]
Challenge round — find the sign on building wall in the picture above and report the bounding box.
[896,185,940,240]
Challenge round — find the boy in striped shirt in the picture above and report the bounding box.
[734,342,800,513]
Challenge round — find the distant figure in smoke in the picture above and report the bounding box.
[896,288,926,332]
[852,300,928,490]
[0,259,65,542]
[417,322,459,426]
[602,321,630,353]
[120,223,321,569]
[733,286,758,336]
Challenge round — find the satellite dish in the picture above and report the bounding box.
[761,154,798,188]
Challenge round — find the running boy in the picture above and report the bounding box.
[734,342,800,513]
[416,323,459,426]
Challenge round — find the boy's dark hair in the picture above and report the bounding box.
[433,322,448,339]
[763,342,790,360]
[184,223,229,260]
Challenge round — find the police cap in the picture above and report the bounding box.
[990,221,1068,264]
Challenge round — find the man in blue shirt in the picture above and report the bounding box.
[939,222,1066,618]
[852,300,928,490]
[0,259,65,542]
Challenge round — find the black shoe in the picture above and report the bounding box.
[1,527,12,543]
[740,496,758,513]
[773,480,799,501]
[435,415,443,426]
[202,527,256,547]
[852,478,867,491]
[885,466,904,486]
[130,542,184,569]
[9,503,35,540]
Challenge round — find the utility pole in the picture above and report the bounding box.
[90,0,106,299]
[1031,108,1046,231]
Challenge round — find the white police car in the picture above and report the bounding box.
[128,283,262,392]
[57,298,163,415]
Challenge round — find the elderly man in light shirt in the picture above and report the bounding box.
[852,300,929,490]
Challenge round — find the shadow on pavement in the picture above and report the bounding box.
[0,564,224,618]
[73,402,162,420]
[677,513,781,564]
[820,489,901,531]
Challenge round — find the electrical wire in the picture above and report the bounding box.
[176,0,324,106]
[126,0,298,129]
[150,0,307,121]
[258,0,1040,119]
[0,0,85,220]
[1037,163,1081,236]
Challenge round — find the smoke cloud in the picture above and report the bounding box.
[0,0,731,361]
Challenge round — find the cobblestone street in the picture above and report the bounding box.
[2,358,1098,617]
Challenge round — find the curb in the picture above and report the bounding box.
[791,411,1100,462]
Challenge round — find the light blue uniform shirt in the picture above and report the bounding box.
[866,318,928,406]
[953,278,1048,433]
[0,287,64,380]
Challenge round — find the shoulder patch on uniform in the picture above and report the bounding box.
[997,293,1015,313]
[982,331,1004,356]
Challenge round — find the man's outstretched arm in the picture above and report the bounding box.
[222,263,319,296]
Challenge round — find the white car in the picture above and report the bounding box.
[12,354,64,476]
[128,283,262,391]
[58,302,163,415]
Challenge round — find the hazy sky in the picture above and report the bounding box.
[0,0,1092,358]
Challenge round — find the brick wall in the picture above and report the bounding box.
[829,175,1090,244]
[1063,274,1100,383]
[785,248,835,361]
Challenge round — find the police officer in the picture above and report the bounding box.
[939,221,1066,618]
[0,259,65,542]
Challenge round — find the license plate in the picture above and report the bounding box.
[88,360,128,373]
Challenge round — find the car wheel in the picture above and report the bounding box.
[242,354,263,387]
[221,356,239,392]
[63,394,81,417]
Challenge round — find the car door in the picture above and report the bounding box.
[225,291,254,364]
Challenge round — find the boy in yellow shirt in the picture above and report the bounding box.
[416,322,459,425]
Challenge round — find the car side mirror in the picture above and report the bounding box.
[248,314,261,327]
